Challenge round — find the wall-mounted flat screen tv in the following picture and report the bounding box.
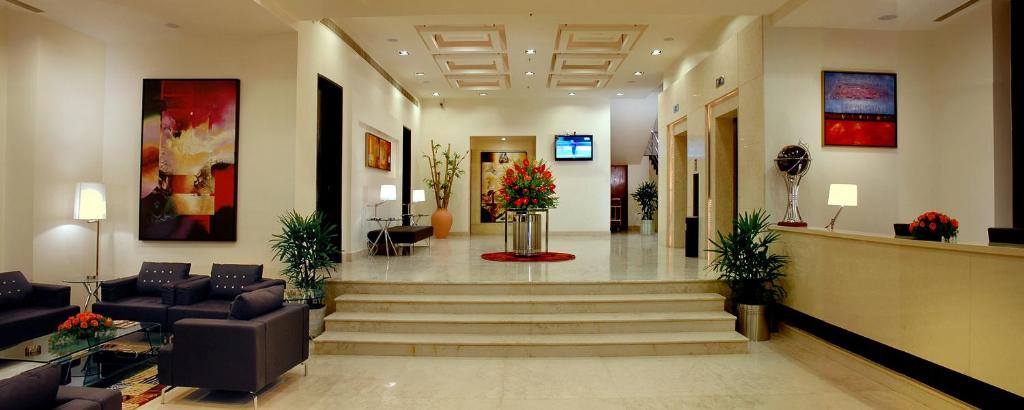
[554,135,593,161]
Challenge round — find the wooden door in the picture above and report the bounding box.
[610,165,628,232]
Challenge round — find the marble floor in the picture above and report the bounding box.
[146,326,966,409]
[340,232,714,282]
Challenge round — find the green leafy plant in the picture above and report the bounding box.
[631,181,658,220]
[269,210,339,308]
[423,140,467,209]
[707,209,788,306]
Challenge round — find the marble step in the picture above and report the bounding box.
[335,280,726,296]
[313,331,748,357]
[324,311,737,334]
[333,293,725,314]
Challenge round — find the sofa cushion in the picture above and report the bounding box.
[136,262,191,296]
[55,385,121,410]
[0,271,32,308]
[209,264,263,300]
[92,296,168,327]
[53,399,101,410]
[229,286,284,320]
[0,305,80,348]
[167,299,233,327]
[0,363,60,410]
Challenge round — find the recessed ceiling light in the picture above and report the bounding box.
[634,71,644,76]
[398,50,410,56]
[525,71,535,76]
[501,137,507,141]
[525,49,536,55]
[878,14,898,21]
[651,49,662,56]
[568,92,576,96]
[415,72,425,76]
[479,93,488,96]
[432,92,440,96]
[616,92,625,96]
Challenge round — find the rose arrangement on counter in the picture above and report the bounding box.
[909,211,959,241]
[498,158,558,210]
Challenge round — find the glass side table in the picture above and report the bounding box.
[368,217,403,257]
[62,277,108,310]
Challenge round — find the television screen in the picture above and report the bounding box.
[554,135,593,161]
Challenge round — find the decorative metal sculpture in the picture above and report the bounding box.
[774,142,811,227]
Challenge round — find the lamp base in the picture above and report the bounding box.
[778,221,808,228]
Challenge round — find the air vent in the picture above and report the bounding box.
[5,0,43,13]
[934,0,979,22]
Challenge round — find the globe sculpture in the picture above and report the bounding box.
[774,143,811,227]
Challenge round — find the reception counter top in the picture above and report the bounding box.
[773,226,1024,400]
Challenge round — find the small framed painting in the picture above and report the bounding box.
[822,70,897,148]
[365,132,392,171]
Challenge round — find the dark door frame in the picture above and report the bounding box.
[316,75,343,261]
[402,126,412,226]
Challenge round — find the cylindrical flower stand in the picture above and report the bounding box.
[504,208,549,257]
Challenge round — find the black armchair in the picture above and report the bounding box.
[159,286,308,407]
[0,363,121,410]
[167,264,285,327]
[0,271,80,348]
[92,262,197,330]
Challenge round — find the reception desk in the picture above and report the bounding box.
[773,227,1024,401]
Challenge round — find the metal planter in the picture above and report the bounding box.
[736,303,770,341]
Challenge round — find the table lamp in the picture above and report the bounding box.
[825,184,857,231]
[74,182,107,279]
[374,184,397,218]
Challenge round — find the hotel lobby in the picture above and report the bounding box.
[0,0,1022,409]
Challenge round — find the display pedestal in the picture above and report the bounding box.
[504,208,549,257]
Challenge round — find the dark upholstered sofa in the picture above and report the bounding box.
[0,271,80,348]
[159,286,308,407]
[0,363,121,410]
[166,264,286,328]
[92,262,199,331]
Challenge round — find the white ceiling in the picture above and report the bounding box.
[773,0,974,31]
[274,0,791,18]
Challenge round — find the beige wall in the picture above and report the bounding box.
[0,11,7,269]
[764,2,1008,243]
[776,227,1024,396]
[418,98,612,234]
[469,137,536,235]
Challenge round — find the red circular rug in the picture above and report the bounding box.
[481,252,576,262]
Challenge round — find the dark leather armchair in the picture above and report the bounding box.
[166,264,285,328]
[0,363,121,410]
[0,271,80,348]
[92,262,197,331]
[159,286,308,408]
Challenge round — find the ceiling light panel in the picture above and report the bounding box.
[417,25,508,54]
[433,53,509,75]
[551,53,625,75]
[555,24,647,54]
[447,74,512,91]
[547,74,612,90]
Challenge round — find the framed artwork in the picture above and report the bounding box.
[365,132,392,171]
[822,70,897,147]
[480,151,528,223]
[139,79,240,241]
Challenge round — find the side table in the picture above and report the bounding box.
[63,277,106,310]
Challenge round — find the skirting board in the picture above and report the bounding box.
[778,305,1024,408]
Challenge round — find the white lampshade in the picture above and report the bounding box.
[827,184,858,207]
[379,184,397,201]
[74,182,107,221]
[412,189,426,203]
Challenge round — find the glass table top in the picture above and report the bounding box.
[62,276,113,284]
[0,321,161,364]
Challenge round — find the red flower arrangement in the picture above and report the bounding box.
[55,312,115,341]
[497,158,558,210]
[909,211,959,241]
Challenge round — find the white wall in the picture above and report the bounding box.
[764,1,1005,243]
[293,21,421,255]
[418,98,611,233]
[610,93,658,166]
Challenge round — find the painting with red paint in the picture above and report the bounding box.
[139,79,240,241]
[822,71,897,147]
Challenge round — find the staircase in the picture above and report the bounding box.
[313,281,747,357]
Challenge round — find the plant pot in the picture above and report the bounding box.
[512,210,543,256]
[640,219,655,235]
[736,303,770,341]
[309,305,325,338]
[431,208,453,239]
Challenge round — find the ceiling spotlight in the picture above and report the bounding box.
[634,71,644,76]
[479,92,488,96]
[525,71,535,76]
[616,92,625,96]
[398,50,410,56]
[651,49,662,56]
[415,72,425,76]
[432,92,440,96]
[568,92,576,96]
[878,14,898,21]
[525,49,537,55]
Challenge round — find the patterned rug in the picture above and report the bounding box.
[105,365,164,410]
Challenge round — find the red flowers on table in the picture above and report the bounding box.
[56,312,115,340]
[498,159,558,211]
[909,211,958,241]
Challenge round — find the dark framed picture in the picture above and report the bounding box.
[822,70,897,147]
[139,79,240,241]
[365,132,392,171]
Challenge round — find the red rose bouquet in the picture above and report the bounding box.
[909,211,959,242]
[498,158,558,210]
[55,312,116,341]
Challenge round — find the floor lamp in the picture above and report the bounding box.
[74,182,107,280]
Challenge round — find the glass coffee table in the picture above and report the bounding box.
[0,321,162,387]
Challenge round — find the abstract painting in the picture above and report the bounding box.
[480,151,528,223]
[822,71,897,147]
[140,79,239,241]
[365,132,392,171]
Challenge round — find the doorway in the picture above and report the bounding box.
[666,117,688,248]
[705,91,739,251]
[402,127,412,226]
[610,165,628,232]
[316,75,343,261]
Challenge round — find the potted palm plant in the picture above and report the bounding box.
[270,210,339,337]
[707,209,787,341]
[631,181,658,235]
[423,140,467,238]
